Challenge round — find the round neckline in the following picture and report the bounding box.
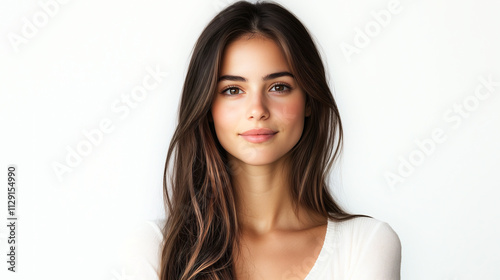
[303,218,334,280]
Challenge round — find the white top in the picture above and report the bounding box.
[121,216,401,280]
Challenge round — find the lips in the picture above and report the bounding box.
[239,128,278,136]
[239,128,278,143]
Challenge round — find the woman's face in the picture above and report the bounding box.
[211,35,310,167]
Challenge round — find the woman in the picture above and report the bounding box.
[127,1,401,279]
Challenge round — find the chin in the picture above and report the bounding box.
[237,153,288,166]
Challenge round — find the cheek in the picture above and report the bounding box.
[275,96,306,126]
[211,100,237,138]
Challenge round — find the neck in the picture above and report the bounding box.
[229,155,319,235]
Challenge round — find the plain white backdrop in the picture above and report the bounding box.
[1,0,499,279]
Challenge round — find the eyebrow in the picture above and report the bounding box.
[217,71,294,82]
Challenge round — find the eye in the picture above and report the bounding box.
[270,83,291,93]
[221,86,244,96]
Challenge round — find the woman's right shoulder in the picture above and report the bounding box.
[134,219,165,242]
[121,219,166,279]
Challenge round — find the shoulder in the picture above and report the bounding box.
[121,219,166,279]
[125,219,165,254]
[330,216,402,279]
[332,216,401,255]
[334,216,400,243]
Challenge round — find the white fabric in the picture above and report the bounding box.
[305,217,402,280]
[122,216,401,280]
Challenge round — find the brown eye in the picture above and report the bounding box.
[222,87,243,95]
[270,83,291,93]
[274,85,285,91]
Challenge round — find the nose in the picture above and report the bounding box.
[247,90,270,120]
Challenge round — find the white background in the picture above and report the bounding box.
[1,0,499,279]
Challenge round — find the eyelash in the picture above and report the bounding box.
[220,83,292,96]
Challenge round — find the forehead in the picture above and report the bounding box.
[219,35,290,76]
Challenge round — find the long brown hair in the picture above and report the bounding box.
[161,1,370,279]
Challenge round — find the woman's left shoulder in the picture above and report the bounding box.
[332,216,401,255]
[333,216,402,279]
[344,216,399,237]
